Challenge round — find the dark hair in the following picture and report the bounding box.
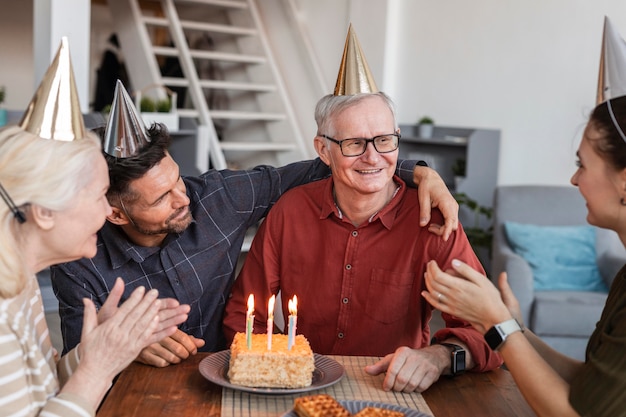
[589,96,626,170]
[104,123,172,201]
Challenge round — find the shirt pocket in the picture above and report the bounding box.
[364,268,415,324]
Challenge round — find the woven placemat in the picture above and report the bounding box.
[221,355,434,417]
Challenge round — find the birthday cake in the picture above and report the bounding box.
[227,332,315,388]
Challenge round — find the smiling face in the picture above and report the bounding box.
[114,153,192,244]
[51,154,112,261]
[570,123,626,230]
[314,95,398,200]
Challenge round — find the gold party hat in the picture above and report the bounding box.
[597,16,626,104]
[103,80,150,158]
[333,24,379,96]
[19,37,85,141]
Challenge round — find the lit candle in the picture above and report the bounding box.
[246,294,254,350]
[267,295,276,351]
[287,295,298,350]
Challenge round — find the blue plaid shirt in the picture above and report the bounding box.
[51,159,420,353]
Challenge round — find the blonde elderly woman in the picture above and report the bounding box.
[0,39,189,417]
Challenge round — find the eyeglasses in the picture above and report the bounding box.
[320,133,400,157]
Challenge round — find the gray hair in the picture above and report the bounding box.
[0,126,101,297]
[314,92,398,137]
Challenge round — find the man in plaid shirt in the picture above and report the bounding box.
[51,85,459,367]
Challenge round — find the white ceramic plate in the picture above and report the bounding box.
[198,350,345,395]
[281,399,431,417]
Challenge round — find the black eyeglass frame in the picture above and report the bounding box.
[319,133,401,157]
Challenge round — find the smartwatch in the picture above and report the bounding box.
[484,318,523,351]
[440,343,465,376]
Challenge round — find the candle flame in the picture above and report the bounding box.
[288,295,298,315]
[268,295,276,319]
[247,294,254,315]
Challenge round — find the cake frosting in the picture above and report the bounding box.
[228,332,315,388]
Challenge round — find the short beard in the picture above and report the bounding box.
[130,207,193,236]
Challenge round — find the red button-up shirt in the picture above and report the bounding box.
[224,176,501,371]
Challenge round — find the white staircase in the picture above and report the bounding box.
[107,0,314,171]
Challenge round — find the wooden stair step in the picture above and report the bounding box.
[219,142,297,151]
[171,0,248,9]
[162,77,276,92]
[142,16,256,36]
[152,46,266,64]
[209,110,287,121]
[177,108,200,118]
[176,109,286,121]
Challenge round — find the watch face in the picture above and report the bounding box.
[484,326,503,350]
[441,343,466,375]
[453,350,466,374]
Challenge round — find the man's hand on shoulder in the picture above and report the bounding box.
[412,165,459,241]
[136,329,205,367]
[364,345,449,392]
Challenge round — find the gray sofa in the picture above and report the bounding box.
[491,185,626,360]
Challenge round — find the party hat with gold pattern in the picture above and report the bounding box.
[19,37,85,141]
[103,80,150,158]
[597,16,626,104]
[334,24,379,96]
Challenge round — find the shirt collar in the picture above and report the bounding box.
[319,175,406,230]
[100,222,162,268]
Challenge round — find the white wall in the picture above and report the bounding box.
[387,0,626,186]
[298,0,626,186]
[33,0,91,113]
[0,1,34,110]
[3,0,626,186]
[0,2,116,112]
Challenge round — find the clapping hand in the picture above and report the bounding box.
[77,278,189,380]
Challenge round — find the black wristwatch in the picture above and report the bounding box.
[416,160,429,167]
[440,343,466,376]
[484,318,523,351]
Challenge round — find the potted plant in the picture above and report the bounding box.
[0,86,6,127]
[135,85,179,131]
[417,116,434,139]
[451,158,466,190]
[140,96,157,113]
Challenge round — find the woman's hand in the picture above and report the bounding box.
[77,279,187,381]
[97,278,190,331]
[422,259,514,333]
[495,270,524,327]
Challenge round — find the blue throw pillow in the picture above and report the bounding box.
[504,222,607,292]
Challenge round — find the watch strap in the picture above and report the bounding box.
[484,318,523,350]
[497,318,523,335]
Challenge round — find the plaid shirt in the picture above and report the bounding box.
[51,159,420,353]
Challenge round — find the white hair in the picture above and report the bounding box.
[0,126,101,297]
[314,92,398,137]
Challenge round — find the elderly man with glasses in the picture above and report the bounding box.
[223,91,502,393]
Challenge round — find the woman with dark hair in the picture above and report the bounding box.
[423,95,626,416]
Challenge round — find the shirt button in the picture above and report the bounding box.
[342,297,349,304]
[351,231,358,237]
[338,332,344,339]
[346,264,352,270]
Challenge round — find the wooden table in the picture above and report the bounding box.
[97,353,536,417]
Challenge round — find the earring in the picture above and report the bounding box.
[621,198,626,206]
